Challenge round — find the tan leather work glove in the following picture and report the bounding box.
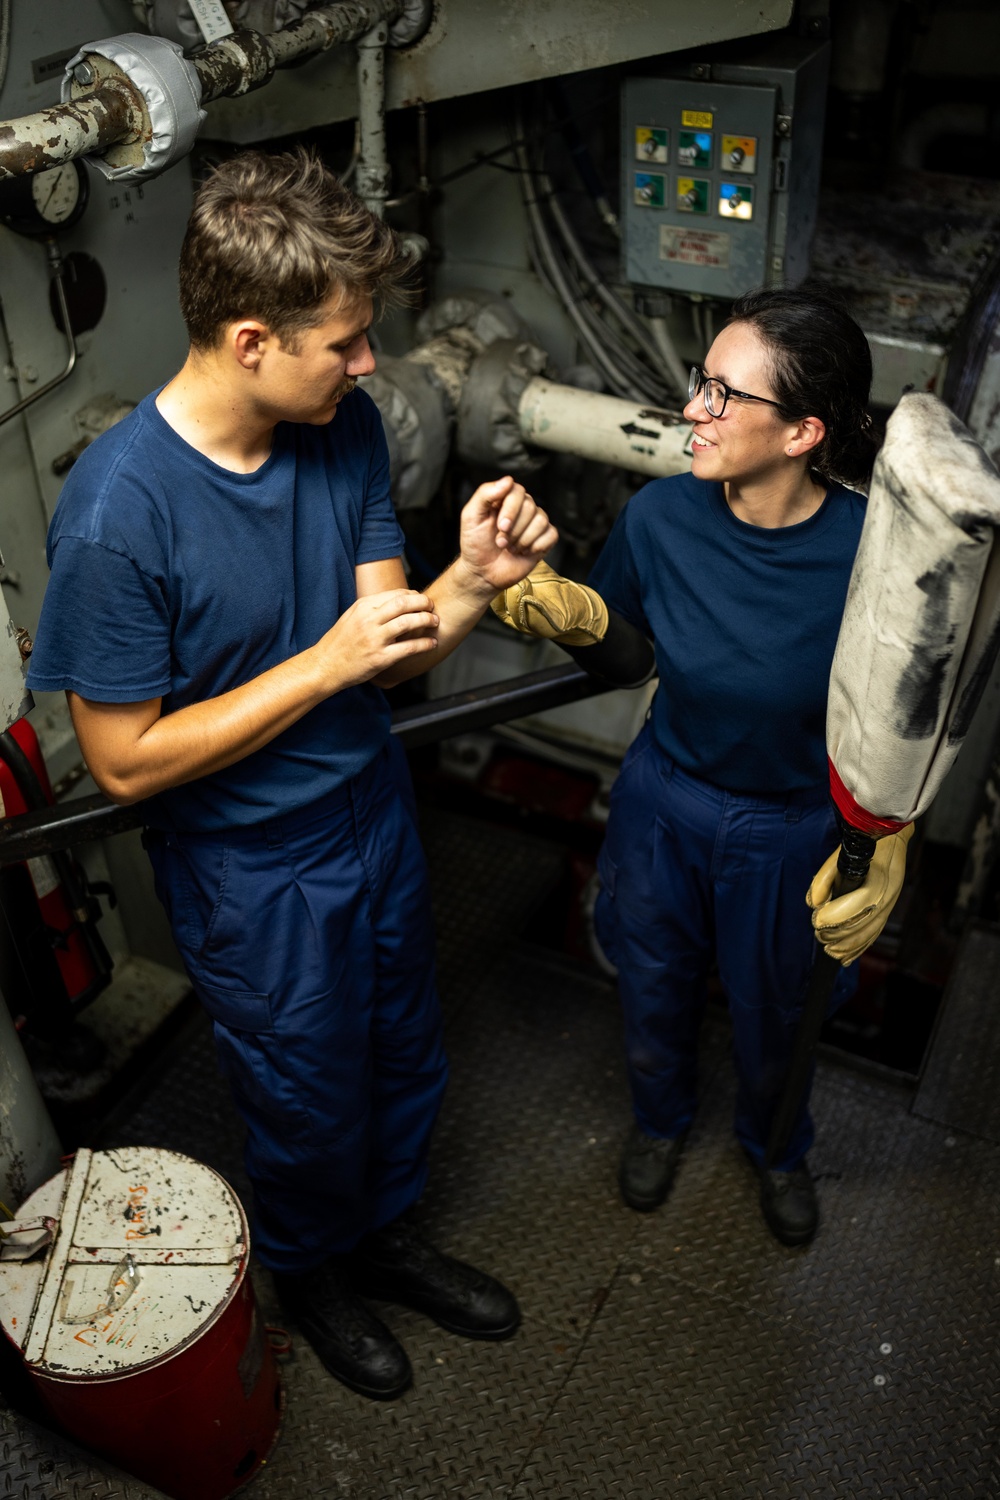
[806,823,915,966]
[490,560,609,646]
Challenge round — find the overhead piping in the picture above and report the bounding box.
[355,20,390,217]
[0,0,429,182]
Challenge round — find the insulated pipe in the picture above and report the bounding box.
[0,0,409,179]
[355,21,390,217]
[518,378,691,478]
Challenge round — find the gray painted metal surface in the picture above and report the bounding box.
[913,923,1000,1142]
[623,75,779,299]
[622,39,830,300]
[74,804,999,1499]
[0,999,60,1213]
[203,0,796,140]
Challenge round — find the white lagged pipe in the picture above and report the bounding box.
[518,379,692,479]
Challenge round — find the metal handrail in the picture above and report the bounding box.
[0,242,77,428]
[0,662,611,864]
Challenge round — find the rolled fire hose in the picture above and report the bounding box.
[767,393,1000,1166]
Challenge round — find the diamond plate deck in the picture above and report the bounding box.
[913,924,1000,1142]
[0,1407,170,1500]
[18,807,997,1498]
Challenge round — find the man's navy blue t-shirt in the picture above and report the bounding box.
[28,387,405,830]
[588,473,866,795]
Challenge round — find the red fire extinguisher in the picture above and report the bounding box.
[0,717,114,1056]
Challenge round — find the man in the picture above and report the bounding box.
[27,149,557,1400]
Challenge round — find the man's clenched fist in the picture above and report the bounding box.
[456,476,559,596]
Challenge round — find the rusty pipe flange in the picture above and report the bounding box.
[388,0,433,46]
[62,34,204,179]
[456,338,552,474]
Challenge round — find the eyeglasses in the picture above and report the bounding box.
[688,365,790,419]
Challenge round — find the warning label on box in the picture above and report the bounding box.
[659,226,731,269]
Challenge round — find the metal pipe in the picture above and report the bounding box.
[518,378,692,478]
[0,0,406,180]
[0,83,139,181]
[0,664,616,863]
[355,21,390,217]
[0,242,78,429]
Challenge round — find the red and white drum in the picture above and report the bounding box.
[0,1146,281,1499]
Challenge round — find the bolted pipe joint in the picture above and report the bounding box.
[61,34,205,181]
[456,340,552,473]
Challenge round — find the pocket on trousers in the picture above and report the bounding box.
[194,979,274,1035]
[155,839,231,963]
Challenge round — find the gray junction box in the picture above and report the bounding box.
[622,40,830,301]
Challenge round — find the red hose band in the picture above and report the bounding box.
[827,758,912,837]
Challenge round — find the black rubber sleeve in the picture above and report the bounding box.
[558,608,656,688]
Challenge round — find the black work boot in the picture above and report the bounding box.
[753,1159,819,1247]
[346,1214,520,1340]
[274,1261,412,1399]
[619,1123,687,1211]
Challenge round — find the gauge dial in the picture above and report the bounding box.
[31,164,84,226]
[0,159,89,237]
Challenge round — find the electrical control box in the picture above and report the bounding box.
[622,40,830,301]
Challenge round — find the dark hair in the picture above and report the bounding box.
[727,286,878,488]
[179,148,409,351]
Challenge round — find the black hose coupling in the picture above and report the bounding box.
[835,811,877,892]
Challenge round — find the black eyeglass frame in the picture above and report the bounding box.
[688,364,793,420]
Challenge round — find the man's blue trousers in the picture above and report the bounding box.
[144,742,448,1273]
[594,725,853,1171]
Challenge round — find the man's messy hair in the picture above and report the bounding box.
[179,147,409,350]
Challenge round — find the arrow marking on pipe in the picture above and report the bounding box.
[620,422,661,439]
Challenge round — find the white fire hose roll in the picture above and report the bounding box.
[827,393,1000,832]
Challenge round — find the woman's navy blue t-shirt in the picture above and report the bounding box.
[588,473,866,795]
[28,387,404,831]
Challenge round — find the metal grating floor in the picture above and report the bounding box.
[14,806,1000,1498]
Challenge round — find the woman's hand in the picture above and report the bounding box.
[806,823,914,965]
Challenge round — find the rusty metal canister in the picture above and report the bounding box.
[0,1146,281,1499]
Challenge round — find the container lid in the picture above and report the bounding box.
[0,1147,247,1378]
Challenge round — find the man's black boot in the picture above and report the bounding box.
[753,1158,819,1247]
[619,1123,687,1211]
[274,1261,412,1399]
[346,1214,520,1340]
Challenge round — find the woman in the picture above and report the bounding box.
[494,286,911,1247]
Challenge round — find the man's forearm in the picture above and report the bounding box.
[375,557,495,687]
[72,583,440,804]
[72,648,335,805]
